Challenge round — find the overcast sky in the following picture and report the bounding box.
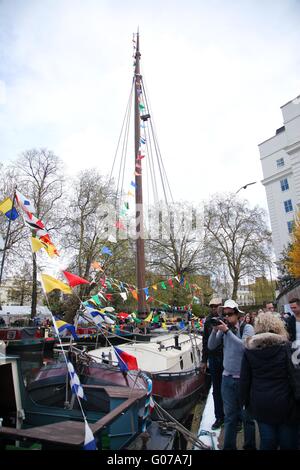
[1,0,300,216]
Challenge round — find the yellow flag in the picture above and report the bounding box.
[0,197,13,214]
[44,243,56,258]
[31,237,44,253]
[152,284,157,291]
[127,191,134,197]
[41,274,72,294]
[144,312,153,323]
[162,321,167,330]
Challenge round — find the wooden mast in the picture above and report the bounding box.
[134,32,148,315]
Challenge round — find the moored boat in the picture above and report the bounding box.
[0,326,55,353]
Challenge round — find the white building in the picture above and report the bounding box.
[259,95,300,260]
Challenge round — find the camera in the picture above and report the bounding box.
[210,316,226,326]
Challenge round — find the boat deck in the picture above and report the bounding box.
[0,386,147,449]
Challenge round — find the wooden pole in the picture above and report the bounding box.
[0,187,17,309]
[134,32,148,315]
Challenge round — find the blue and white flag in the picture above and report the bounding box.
[84,307,115,327]
[67,361,86,400]
[83,419,97,450]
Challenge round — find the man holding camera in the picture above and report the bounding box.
[201,298,224,430]
[208,299,256,450]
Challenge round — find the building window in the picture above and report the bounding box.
[280,178,289,191]
[276,158,284,168]
[287,221,294,234]
[284,199,293,213]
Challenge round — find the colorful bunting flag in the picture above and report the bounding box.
[130,181,137,188]
[143,287,149,297]
[63,271,90,288]
[114,346,138,372]
[160,282,167,290]
[108,234,117,243]
[152,284,157,291]
[127,191,134,197]
[91,295,101,306]
[83,419,97,450]
[53,319,78,340]
[67,361,85,399]
[115,220,125,230]
[0,197,19,221]
[101,246,112,256]
[41,274,72,295]
[15,190,35,214]
[91,261,102,271]
[168,279,174,288]
[131,290,138,301]
[120,292,127,301]
[144,312,153,323]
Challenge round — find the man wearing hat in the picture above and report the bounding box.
[208,299,256,450]
[201,298,224,430]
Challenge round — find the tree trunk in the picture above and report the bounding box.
[31,253,37,318]
[231,276,239,301]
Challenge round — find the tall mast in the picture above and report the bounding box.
[134,32,147,314]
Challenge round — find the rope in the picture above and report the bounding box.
[153,400,211,450]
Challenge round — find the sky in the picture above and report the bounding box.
[1,0,300,218]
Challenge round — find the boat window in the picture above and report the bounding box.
[190,352,194,363]
[180,356,183,370]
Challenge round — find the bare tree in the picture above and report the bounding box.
[13,148,64,317]
[202,194,273,300]
[147,201,204,276]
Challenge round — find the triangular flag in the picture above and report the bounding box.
[101,246,112,256]
[91,295,102,306]
[152,284,157,291]
[31,237,45,253]
[143,287,149,297]
[114,346,138,372]
[131,181,137,188]
[131,290,138,300]
[127,191,134,197]
[134,171,141,176]
[83,419,97,450]
[144,312,153,323]
[15,190,35,214]
[63,271,90,288]
[168,279,174,288]
[41,274,72,294]
[120,292,127,301]
[108,234,117,243]
[137,154,145,161]
[160,282,167,290]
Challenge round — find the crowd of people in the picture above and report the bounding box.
[201,297,300,450]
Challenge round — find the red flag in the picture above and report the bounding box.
[63,271,90,288]
[105,294,113,301]
[114,347,138,371]
[168,278,174,288]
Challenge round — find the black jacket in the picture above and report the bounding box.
[240,332,298,425]
[201,314,223,363]
[285,315,296,342]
